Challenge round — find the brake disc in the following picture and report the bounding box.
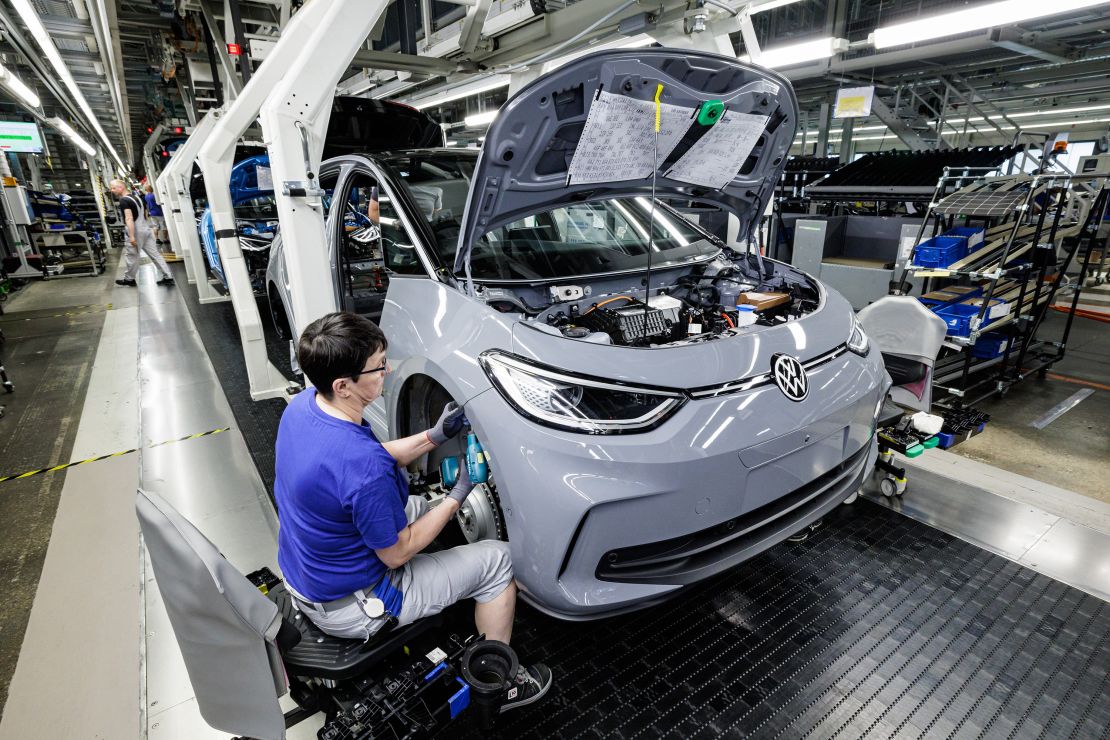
[456,481,504,543]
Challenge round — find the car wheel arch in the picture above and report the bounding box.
[395,372,510,541]
[267,283,292,341]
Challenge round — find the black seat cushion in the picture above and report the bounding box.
[881,353,928,386]
[268,582,441,682]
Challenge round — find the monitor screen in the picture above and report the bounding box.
[0,121,44,153]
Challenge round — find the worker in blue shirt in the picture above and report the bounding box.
[143,183,167,245]
[275,312,552,713]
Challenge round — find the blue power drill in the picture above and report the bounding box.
[439,417,489,487]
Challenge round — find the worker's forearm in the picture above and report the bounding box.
[398,498,458,561]
[382,431,437,467]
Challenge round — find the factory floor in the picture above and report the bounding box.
[946,312,1110,504]
[0,251,1107,737]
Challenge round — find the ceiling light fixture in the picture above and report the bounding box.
[872,0,1110,49]
[409,75,511,110]
[464,110,498,128]
[744,37,847,69]
[51,118,97,157]
[10,0,125,168]
[749,0,810,13]
[0,63,40,108]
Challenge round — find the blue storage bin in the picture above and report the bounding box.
[971,332,1010,359]
[943,226,985,251]
[912,235,969,268]
[934,301,1004,337]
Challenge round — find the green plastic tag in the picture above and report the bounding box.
[697,100,725,126]
[922,436,940,449]
[905,444,925,458]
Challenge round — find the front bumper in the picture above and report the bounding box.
[466,347,887,620]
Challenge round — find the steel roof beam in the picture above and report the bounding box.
[868,94,947,150]
[990,27,1079,64]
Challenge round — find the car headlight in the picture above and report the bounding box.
[479,351,686,434]
[848,316,870,356]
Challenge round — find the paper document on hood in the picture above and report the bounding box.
[665,112,769,190]
[568,91,692,185]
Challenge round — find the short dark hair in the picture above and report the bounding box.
[297,312,387,398]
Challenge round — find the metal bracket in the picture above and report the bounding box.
[281,181,326,198]
[282,121,326,202]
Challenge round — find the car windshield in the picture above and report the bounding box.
[384,152,720,280]
[234,194,278,221]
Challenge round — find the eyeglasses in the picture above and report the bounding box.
[350,361,387,379]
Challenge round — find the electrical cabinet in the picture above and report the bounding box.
[2,185,33,225]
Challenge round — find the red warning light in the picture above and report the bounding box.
[226,43,242,56]
[173,126,184,134]
[161,150,169,157]
[146,126,153,134]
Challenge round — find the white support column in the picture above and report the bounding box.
[141,123,165,187]
[86,154,114,251]
[259,0,391,337]
[197,0,362,401]
[156,111,227,301]
[152,173,182,264]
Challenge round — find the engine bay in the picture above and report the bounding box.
[477,252,822,348]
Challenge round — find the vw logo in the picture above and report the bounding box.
[771,354,809,402]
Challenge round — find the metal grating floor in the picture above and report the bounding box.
[177,272,1110,739]
[457,502,1109,739]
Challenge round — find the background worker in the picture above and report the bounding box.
[110,179,174,287]
[143,183,168,246]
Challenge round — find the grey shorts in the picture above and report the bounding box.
[292,496,513,641]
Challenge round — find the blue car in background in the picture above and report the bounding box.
[198,153,278,294]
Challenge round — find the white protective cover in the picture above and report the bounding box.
[858,296,948,411]
[136,489,287,740]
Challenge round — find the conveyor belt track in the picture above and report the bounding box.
[454,502,1109,739]
[181,266,1110,739]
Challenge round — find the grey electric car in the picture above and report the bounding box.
[266,49,890,619]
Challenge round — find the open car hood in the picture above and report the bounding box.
[454,48,798,274]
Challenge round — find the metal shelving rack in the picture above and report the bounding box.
[895,167,1110,408]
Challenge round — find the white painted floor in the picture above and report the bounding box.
[0,259,316,740]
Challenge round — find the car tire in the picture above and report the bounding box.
[268,287,291,342]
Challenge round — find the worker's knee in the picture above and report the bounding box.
[472,540,513,602]
[485,540,513,584]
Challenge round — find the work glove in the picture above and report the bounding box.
[426,402,466,446]
[446,459,475,505]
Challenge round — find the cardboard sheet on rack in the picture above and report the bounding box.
[567,91,692,185]
[255,165,273,191]
[665,111,769,189]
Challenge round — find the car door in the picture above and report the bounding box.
[333,164,438,438]
[333,166,432,323]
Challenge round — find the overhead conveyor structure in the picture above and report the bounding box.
[141,123,165,200]
[186,0,396,401]
[157,110,227,298]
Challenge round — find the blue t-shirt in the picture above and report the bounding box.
[145,192,163,217]
[275,388,408,604]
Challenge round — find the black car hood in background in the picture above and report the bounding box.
[454,48,798,274]
[324,97,443,158]
[187,98,440,207]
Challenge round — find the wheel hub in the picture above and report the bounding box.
[456,482,501,543]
